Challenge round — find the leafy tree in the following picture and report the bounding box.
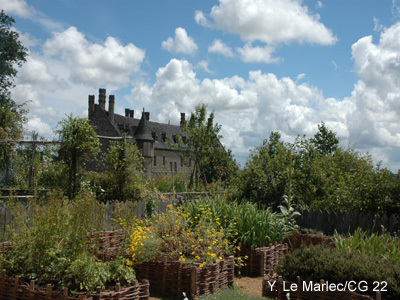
[312,122,339,155]
[0,10,28,102]
[237,131,292,209]
[0,10,28,186]
[57,115,100,199]
[176,104,237,189]
[104,136,145,201]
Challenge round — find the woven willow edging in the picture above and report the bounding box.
[282,233,335,251]
[134,257,234,300]
[262,276,380,300]
[0,271,149,300]
[237,243,288,277]
[0,242,10,255]
[88,229,127,261]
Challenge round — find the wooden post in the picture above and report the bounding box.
[320,279,325,300]
[63,288,68,298]
[259,250,265,277]
[250,245,254,276]
[115,282,121,300]
[28,132,38,189]
[190,266,197,300]
[29,280,35,300]
[46,283,52,294]
[296,276,301,300]
[376,291,381,300]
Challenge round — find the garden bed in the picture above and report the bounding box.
[237,243,288,277]
[262,276,377,300]
[0,271,150,300]
[89,229,127,261]
[134,257,234,299]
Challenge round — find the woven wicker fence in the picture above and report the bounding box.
[88,229,127,261]
[134,257,234,299]
[236,243,288,277]
[262,276,380,300]
[0,271,149,300]
[282,233,335,251]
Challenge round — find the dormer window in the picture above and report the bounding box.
[152,132,156,140]
[162,133,166,142]
[173,135,177,143]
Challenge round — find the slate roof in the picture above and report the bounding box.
[98,106,183,150]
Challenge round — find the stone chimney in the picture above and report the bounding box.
[145,112,150,121]
[125,108,130,117]
[130,109,134,118]
[180,113,186,126]
[88,95,95,118]
[99,88,106,110]
[108,95,115,122]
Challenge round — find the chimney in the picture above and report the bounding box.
[180,113,186,126]
[88,95,95,118]
[99,88,106,110]
[108,95,115,122]
[145,112,150,121]
[130,109,134,118]
[125,108,130,117]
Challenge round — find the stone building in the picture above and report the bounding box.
[88,88,189,179]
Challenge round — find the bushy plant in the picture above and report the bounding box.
[0,192,135,292]
[333,228,400,262]
[277,245,400,300]
[183,196,293,248]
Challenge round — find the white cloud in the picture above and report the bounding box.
[194,10,211,27]
[43,26,146,86]
[197,61,213,74]
[208,39,234,57]
[207,0,337,46]
[0,0,32,18]
[161,27,198,54]
[237,44,281,63]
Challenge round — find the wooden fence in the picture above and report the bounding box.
[295,209,400,235]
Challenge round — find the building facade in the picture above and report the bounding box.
[88,88,189,179]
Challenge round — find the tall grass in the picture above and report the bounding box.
[182,196,292,248]
[333,228,400,262]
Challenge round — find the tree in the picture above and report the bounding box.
[176,104,237,189]
[312,122,339,155]
[0,10,28,102]
[57,115,100,199]
[0,10,28,186]
[104,136,145,201]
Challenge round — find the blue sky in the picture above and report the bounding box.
[3,0,400,170]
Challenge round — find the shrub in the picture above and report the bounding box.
[277,245,400,300]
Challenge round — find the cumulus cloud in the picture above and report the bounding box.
[208,39,234,57]
[194,10,211,27]
[0,0,32,18]
[161,27,198,54]
[237,44,281,63]
[43,27,146,86]
[130,58,344,162]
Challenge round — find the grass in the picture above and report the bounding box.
[200,288,268,300]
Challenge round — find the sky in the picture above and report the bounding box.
[3,0,400,170]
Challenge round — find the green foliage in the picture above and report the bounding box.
[234,124,400,215]
[333,228,400,262]
[57,115,100,199]
[182,196,294,248]
[0,192,135,292]
[0,10,28,101]
[103,136,145,201]
[277,245,400,300]
[176,104,238,189]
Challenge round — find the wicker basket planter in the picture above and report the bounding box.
[282,233,335,250]
[0,271,149,300]
[237,243,288,277]
[262,276,378,300]
[134,257,234,299]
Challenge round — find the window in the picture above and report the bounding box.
[162,133,166,142]
[174,162,177,173]
[180,158,183,167]
[163,156,166,166]
[153,155,157,166]
[151,132,156,140]
[170,162,173,172]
